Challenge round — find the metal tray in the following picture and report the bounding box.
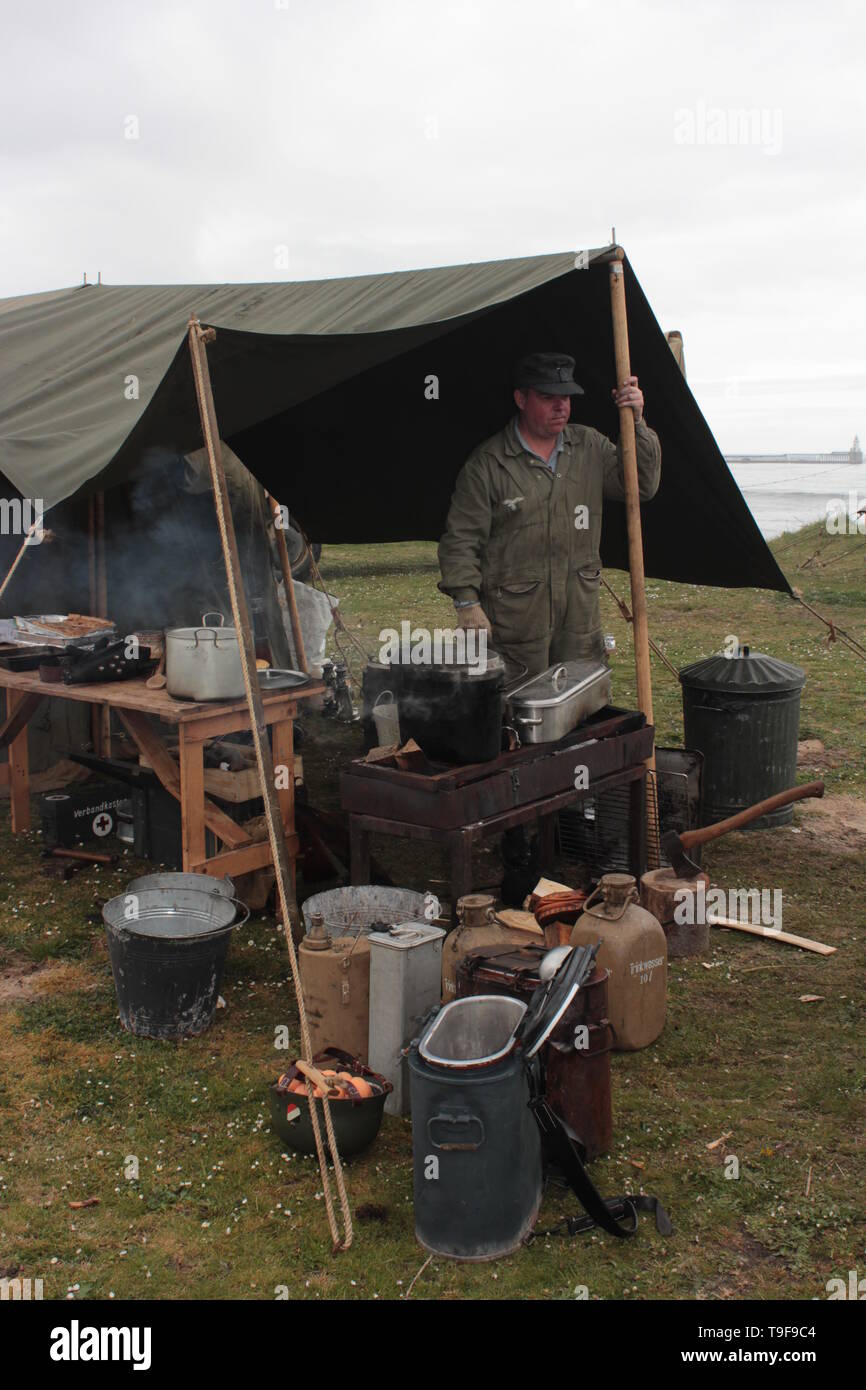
[258,668,311,691]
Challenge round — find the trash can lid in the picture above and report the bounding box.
[515,942,599,1059]
[678,648,806,695]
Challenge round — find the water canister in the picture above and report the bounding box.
[299,914,371,1062]
[368,923,446,1116]
[569,873,666,1051]
[409,943,595,1260]
[679,647,806,826]
[441,893,539,1001]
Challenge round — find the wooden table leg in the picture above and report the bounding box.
[448,829,474,922]
[349,817,371,885]
[178,727,206,872]
[7,690,32,833]
[271,716,294,834]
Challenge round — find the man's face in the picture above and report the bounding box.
[514,387,571,438]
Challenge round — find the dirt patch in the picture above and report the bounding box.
[797,793,866,852]
[0,955,99,1011]
[797,739,850,771]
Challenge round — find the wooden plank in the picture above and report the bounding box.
[117,709,251,849]
[189,834,300,881]
[200,753,303,803]
[182,696,298,742]
[0,691,44,750]
[7,690,32,832]
[178,727,206,872]
[708,916,837,956]
[271,716,294,833]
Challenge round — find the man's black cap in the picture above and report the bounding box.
[513,351,584,396]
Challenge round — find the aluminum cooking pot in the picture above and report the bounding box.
[165,613,245,700]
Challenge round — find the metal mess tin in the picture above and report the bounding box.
[504,659,611,744]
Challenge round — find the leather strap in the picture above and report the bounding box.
[527,1093,673,1242]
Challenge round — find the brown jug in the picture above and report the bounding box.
[569,873,666,1051]
[441,893,538,1002]
[299,914,371,1062]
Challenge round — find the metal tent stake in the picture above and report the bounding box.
[187,319,352,1251]
[607,249,660,867]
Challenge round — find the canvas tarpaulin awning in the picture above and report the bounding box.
[0,249,790,594]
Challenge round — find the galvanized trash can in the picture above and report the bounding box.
[679,647,806,826]
[408,945,595,1261]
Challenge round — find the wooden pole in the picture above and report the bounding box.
[187,319,352,1251]
[608,248,659,865]
[93,490,111,757]
[268,495,308,673]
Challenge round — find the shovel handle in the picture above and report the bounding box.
[682,780,824,850]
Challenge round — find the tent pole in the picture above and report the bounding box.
[186,318,352,1252]
[608,248,659,866]
[268,494,308,673]
[93,490,111,757]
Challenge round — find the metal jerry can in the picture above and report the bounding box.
[569,873,667,1051]
[298,914,371,1062]
[368,923,446,1116]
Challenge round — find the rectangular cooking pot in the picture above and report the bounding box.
[504,659,611,744]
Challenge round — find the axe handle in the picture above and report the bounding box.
[681,780,824,850]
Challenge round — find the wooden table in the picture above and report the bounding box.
[0,669,323,883]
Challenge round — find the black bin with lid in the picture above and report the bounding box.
[408,944,596,1261]
[679,647,806,828]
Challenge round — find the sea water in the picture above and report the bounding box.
[727,459,866,539]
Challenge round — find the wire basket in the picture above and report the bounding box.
[558,748,703,880]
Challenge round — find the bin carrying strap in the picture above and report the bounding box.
[526,1094,673,1242]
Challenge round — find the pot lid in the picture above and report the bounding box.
[505,658,608,706]
[515,941,599,1058]
[678,648,806,694]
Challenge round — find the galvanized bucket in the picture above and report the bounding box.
[102,887,248,1039]
[126,871,235,899]
[301,885,430,938]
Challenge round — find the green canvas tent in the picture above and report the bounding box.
[0,248,790,595]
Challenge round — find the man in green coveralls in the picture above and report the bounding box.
[438,352,661,677]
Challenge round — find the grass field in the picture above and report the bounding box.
[1,518,864,1301]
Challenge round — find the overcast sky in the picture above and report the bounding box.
[1,0,863,452]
